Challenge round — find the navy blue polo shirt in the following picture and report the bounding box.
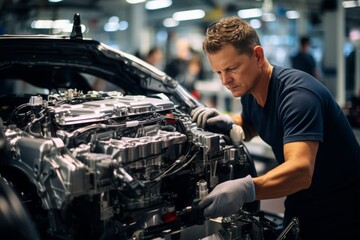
[241,66,360,216]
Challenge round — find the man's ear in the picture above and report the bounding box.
[253,46,264,63]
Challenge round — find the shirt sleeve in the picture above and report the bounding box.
[279,87,324,144]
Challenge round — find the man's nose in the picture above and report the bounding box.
[220,73,231,85]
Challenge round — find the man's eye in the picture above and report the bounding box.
[229,66,238,71]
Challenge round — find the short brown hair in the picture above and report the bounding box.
[203,16,261,56]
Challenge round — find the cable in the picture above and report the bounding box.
[5,103,30,125]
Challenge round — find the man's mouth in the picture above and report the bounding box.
[228,85,238,91]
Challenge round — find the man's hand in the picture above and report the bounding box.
[198,175,256,218]
[191,106,233,132]
[229,124,245,146]
[191,107,245,145]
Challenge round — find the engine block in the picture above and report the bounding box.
[0,90,258,239]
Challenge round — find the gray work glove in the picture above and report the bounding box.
[191,106,233,130]
[198,175,255,218]
[191,107,245,146]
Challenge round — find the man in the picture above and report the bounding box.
[191,16,360,240]
[145,47,164,69]
[291,36,319,79]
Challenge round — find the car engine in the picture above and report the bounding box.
[0,89,290,240]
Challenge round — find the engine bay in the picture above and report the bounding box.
[0,89,292,240]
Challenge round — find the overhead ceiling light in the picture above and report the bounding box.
[172,9,205,21]
[118,21,129,31]
[31,20,53,29]
[62,24,86,33]
[342,1,359,8]
[48,0,63,2]
[163,18,179,27]
[286,10,300,19]
[52,19,71,29]
[238,8,263,19]
[31,19,86,33]
[126,0,146,4]
[146,0,172,10]
[104,22,118,32]
[262,12,276,22]
[250,19,261,29]
[104,16,128,32]
[109,16,120,23]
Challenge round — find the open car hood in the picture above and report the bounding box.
[0,34,201,114]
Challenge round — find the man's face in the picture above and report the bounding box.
[207,44,260,98]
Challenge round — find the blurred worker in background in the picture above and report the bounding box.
[144,47,164,69]
[165,38,204,98]
[183,53,205,99]
[191,16,360,240]
[165,38,190,83]
[291,36,320,79]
